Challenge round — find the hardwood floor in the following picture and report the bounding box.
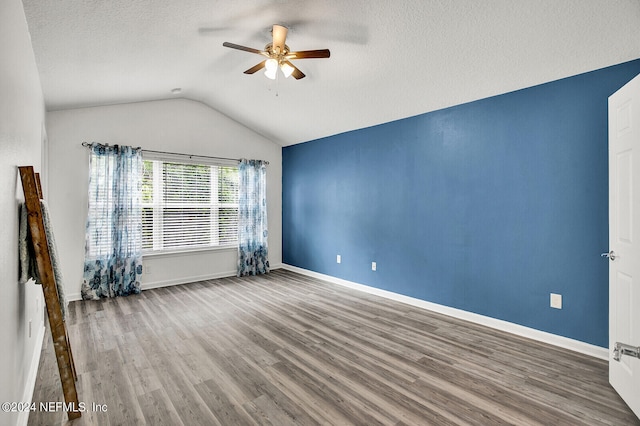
[28,269,639,425]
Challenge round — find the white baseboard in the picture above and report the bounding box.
[281,264,609,361]
[67,292,81,302]
[141,270,237,291]
[18,320,46,426]
[66,268,248,301]
[143,264,283,290]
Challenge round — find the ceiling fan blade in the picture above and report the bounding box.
[283,60,305,80]
[222,42,264,55]
[272,24,288,54]
[286,49,331,59]
[244,61,267,74]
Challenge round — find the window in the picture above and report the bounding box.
[141,157,239,253]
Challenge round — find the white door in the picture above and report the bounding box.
[608,73,640,418]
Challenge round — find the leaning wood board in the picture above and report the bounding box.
[19,166,80,421]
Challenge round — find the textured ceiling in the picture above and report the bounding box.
[22,0,640,146]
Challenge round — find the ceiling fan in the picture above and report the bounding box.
[223,24,330,80]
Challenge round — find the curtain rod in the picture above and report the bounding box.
[81,142,268,165]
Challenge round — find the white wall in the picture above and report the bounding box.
[0,1,47,425]
[47,98,282,300]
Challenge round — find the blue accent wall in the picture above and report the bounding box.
[282,59,640,348]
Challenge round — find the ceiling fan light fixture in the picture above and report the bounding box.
[264,58,278,79]
[280,62,294,78]
[223,24,330,81]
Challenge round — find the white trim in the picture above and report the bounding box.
[67,270,238,301]
[18,321,46,426]
[67,292,82,302]
[141,270,237,291]
[143,263,284,291]
[281,264,609,361]
[67,263,284,302]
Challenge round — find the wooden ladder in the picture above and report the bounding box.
[19,166,81,421]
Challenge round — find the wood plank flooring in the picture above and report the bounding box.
[28,269,639,425]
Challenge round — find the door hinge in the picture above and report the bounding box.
[613,342,640,361]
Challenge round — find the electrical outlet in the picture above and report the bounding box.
[337,254,341,264]
[145,265,151,274]
[372,262,377,271]
[550,293,562,309]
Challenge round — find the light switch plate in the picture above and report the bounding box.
[550,293,562,309]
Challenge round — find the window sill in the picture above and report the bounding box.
[142,245,237,258]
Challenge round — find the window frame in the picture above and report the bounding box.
[141,152,239,256]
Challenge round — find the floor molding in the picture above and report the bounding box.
[141,270,237,292]
[140,263,283,292]
[18,320,45,426]
[67,266,264,301]
[281,264,609,361]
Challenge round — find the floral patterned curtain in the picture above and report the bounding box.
[237,159,270,276]
[81,143,143,299]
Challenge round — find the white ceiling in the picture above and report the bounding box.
[22,0,640,146]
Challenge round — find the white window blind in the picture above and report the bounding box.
[141,158,239,253]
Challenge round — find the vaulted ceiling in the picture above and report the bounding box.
[22,0,640,146]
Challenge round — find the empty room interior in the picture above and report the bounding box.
[2,0,640,425]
